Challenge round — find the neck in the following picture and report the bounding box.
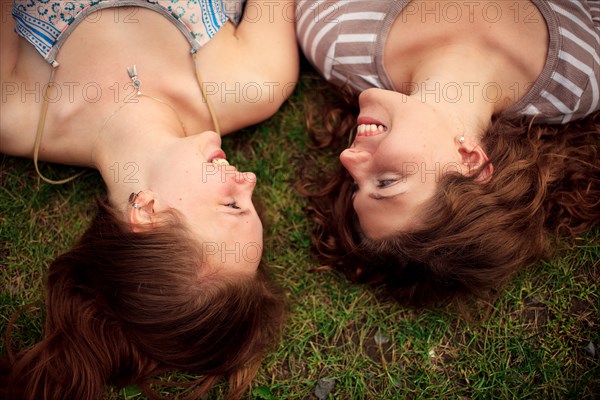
[91,97,185,212]
[407,43,505,138]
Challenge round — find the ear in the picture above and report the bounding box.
[128,190,158,232]
[457,139,494,183]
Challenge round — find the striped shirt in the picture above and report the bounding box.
[296,0,600,124]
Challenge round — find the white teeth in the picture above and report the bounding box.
[357,124,386,136]
[211,158,229,166]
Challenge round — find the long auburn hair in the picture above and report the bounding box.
[2,201,284,400]
[302,83,599,308]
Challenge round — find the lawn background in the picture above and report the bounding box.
[1,61,598,400]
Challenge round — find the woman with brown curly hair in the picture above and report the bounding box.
[1,0,297,398]
[297,0,599,306]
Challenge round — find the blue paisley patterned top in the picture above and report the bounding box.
[12,0,245,66]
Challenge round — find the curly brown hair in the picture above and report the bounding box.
[302,84,599,308]
[2,200,284,400]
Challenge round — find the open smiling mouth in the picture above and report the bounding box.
[356,123,387,137]
[211,158,229,166]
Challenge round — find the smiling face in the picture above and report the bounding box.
[340,88,466,239]
[148,131,263,275]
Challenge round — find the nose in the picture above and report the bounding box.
[235,171,257,186]
[340,148,370,169]
[235,171,257,209]
[340,148,371,184]
[227,167,257,192]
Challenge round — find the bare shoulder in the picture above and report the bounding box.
[0,0,49,157]
[0,11,42,158]
[0,3,28,157]
[1,0,18,81]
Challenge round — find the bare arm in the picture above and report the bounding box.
[194,0,299,134]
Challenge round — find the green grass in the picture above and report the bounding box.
[1,66,598,400]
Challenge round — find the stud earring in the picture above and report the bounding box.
[128,191,142,209]
[459,136,465,144]
[128,191,141,203]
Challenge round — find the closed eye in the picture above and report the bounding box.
[226,202,241,209]
[377,179,397,188]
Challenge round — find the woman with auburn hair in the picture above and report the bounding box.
[1,0,297,398]
[297,0,599,306]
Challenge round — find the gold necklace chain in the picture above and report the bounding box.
[95,66,188,141]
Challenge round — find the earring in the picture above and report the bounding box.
[459,136,465,144]
[128,191,142,209]
[128,191,140,203]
